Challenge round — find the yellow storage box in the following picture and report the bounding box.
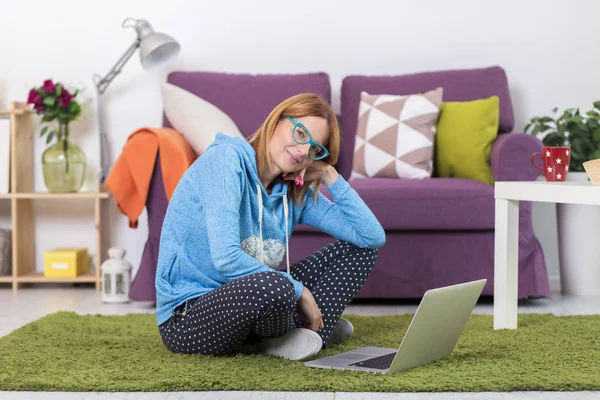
[44,248,89,277]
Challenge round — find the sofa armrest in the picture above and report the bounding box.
[490,133,543,182]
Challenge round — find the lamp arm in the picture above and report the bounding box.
[93,37,141,183]
[93,38,141,95]
[97,92,110,184]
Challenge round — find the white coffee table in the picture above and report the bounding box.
[494,180,600,330]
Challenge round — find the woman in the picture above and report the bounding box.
[156,93,385,361]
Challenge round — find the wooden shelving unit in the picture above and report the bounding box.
[0,101,110,291]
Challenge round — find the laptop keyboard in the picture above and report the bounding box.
[349,352,397,370]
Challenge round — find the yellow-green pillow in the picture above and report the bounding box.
[434,96,499,185]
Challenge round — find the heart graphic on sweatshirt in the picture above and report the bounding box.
[241,236,285,269]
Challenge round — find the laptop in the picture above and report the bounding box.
[304,279,486,374]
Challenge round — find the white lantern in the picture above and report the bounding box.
[101,247,132,303]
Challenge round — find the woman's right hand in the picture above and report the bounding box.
[298,287,324,331]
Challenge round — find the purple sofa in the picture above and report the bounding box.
[128,66,550,302]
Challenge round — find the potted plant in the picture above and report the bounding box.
[27,79,86,193]
[525,100,600,296]
[525,101,600,171]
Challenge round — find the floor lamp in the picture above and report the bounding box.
[93,18,180,183]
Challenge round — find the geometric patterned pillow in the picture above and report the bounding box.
[351,87,443,180]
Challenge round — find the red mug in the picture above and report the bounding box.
[531,146,570,182]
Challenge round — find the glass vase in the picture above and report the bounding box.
[42,122,86,193]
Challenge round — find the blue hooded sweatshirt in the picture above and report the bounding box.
[155,133,386,326]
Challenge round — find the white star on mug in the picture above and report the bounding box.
[556,158,562,164]
[547,166,553,172]
[546,151,551,157]
[557,173,562,179]
[566,149,570,156]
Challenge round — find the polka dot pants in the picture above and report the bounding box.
[158,240,378,355]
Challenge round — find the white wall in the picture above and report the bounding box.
[1,0,599,288]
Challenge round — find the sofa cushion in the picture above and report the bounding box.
[339,66,514,179]
[163,71,331,138]
[294,177,494,232]
[434,96,500,185]
[161,82,246,155]
[351,88,443,180]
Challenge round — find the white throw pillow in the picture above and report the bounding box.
[161,82,245,154]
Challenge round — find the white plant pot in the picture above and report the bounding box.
[556,171,600,295]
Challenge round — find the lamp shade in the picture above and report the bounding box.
[139,32,180,68]
[128,19,180,69]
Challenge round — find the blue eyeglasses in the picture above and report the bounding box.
[284,116,329,161]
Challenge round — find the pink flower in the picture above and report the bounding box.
[27,89,37,104]
[27,88,43,108]
[33,103,45,112]
[59,90,72,107]
[42,79,56,93]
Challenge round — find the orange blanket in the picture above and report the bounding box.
[105,127,197,228]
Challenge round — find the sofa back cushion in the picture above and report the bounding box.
[163,71,331,138]
[339,66,514,179]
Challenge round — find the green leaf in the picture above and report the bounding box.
[587,118,600,133]
[45,131,55,145]
[41,114,55,122]
[593,149,600,159]
[539,124,554,134]
[583,138,595,152]
[562,108,577,119]
[542,132,565,146]
[570,149,584,160]
[570,123,590,136]
[570,136,594,159]
[593,128,600,143]
[43,97,55,107]
[593,100,600,110]
[573,136,594,151]
[524,123,532,133]
[586,110,600,119]
[552,107,558,113]
[55,84,62,96]
[568,132,584,144]
[68,102,80,114]
[538,117,555,124]
[40,126,49,137]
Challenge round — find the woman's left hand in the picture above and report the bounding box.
[283,162,339,187]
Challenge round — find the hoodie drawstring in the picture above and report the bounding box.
[257,184,265,264]
[256,184,290,275]
[283,192,290,275]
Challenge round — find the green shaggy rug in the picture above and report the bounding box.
[0,312,598,392]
